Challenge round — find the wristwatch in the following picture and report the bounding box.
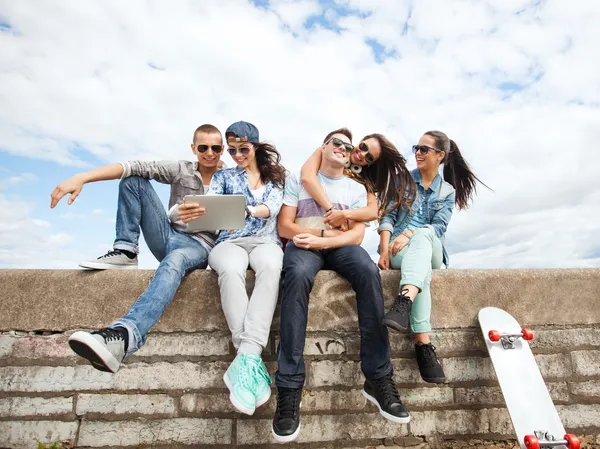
[245,205,256,218]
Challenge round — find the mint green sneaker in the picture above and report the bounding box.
[255,358,273,408]
[223,353,261,415]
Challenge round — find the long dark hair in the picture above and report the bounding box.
[425,130,490,210]
[349,133,416,218]
[254,142,286,189]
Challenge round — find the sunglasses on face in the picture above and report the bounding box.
[196,144,223,153]
[328,137,354,152]
[227,146,252,156]
[412,145,442,155]
[358,142,375,165]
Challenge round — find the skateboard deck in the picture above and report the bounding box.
[478,307,579,449]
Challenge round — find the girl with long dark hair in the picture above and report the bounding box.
[379,130,488,383]
[207,121,286,416]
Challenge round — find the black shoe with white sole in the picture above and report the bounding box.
[362,371,410,424]
[272,387,302,443]
[68,327,128,373]
[415,342,446,383]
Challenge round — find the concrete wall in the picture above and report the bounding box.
[0,268,599,449]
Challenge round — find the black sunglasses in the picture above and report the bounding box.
[196,144,223,153]
[358,142,375,165]
[227,146,252,156]
[412,145,442,155]
[328,137,354,152]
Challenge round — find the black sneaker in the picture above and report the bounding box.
[362,371,410,424]
[415,342,446,383]
[272,387,302,443]
[68,327,129,373]
[382,290,412,331]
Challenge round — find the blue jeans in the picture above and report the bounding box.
[110,177,209,355]
[275,243,393,389]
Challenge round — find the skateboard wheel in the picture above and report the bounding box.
[521,328,534,340]
[564,434,580,449]
[524,435,540,449]
[488,330,501,342]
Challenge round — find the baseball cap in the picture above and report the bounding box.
[225,121,259,143]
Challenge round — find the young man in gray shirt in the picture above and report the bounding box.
[49,124,223,373]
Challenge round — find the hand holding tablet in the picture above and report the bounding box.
[183,195,246,232]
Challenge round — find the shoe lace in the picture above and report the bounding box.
[419,344,440,367]
[238,355,257,390]
[374,373,401,404]
[391,289,412,314]
[277,388,300,419]
[94,328,125,343]
[98,249,122,260]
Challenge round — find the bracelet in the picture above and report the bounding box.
[320,229,325,237]
[326,206,335,213]
[401,229,413,238]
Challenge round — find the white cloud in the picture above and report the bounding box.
[0,0,599,269]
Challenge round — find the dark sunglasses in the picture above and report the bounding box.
[196,144,222,153]
[227,146,252,156]
[328,137,354,152]
[412,145,442,155]
[358,142,375,165]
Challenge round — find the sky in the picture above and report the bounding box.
[1,0,599,270]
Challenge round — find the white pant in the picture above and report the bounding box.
[208,237,283,354]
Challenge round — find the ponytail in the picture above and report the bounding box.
[425,131,490,210]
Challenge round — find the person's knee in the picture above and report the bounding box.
[284,259,316,283]
[119,176,148,190]
[159,250,189,275]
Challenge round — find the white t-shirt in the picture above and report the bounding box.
[283,170,367,230]
[251,185,266,200]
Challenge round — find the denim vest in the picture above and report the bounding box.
[378,169,455,266]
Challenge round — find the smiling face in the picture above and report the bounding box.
[227,138,256,169]
[415,134,445,171]
[322,133,353,167]
[349,136,381,166]
[191,131,223,169]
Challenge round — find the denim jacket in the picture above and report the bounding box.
[378,169,455,266]
[209,166,284,246]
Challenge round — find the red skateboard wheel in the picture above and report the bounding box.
[521,328,534,340]
[524,435,540,449]
[564,434,580,449]
[489,330,501,342]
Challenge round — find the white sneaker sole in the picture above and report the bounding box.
[362,390,411,424]
[272,423,301,444]
[223,373,255,416]
[68,331,121,373]
[79,261,138,270]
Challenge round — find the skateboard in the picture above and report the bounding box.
[478,307,580,449]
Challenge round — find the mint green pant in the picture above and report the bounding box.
[389,228,443,333]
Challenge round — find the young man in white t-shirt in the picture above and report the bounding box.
[272,128,410,443]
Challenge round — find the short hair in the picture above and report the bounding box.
[323,127,352,144]
[193,124,222,144]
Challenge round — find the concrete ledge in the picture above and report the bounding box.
[2,268,599,332]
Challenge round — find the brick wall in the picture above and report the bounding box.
[0,269,599,448]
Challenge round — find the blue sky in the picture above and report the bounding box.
[1,0,599,269]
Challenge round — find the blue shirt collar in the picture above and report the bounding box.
[411,168,442,193]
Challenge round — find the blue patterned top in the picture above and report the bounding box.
[209,166,284,246]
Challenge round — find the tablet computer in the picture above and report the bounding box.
[183,194,246,232]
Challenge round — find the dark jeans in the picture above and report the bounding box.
[275,243,393,389]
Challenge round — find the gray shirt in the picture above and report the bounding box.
[120,160,218,249]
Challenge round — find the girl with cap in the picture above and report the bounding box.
[207,121,286,415]
[301,130,487,384]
